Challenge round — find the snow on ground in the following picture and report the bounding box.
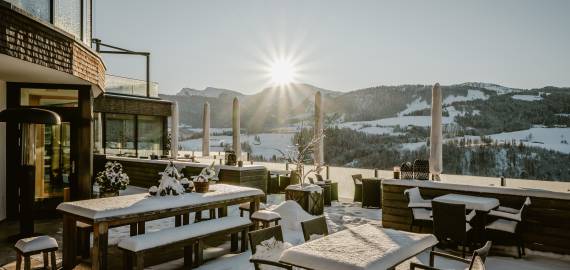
[512,95,543,101]
[443,89,489,105]
[556,113,570,117]
[398,98,430,116]
[400,142,428,151]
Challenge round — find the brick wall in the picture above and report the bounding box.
[0,3,105,89]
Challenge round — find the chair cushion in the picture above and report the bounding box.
[496,206,519,214]
[251,237,293,268]
[405,187,432,208]
[489,209,522,222]
[412,208,432,221]
[251,210,282,221]
[15,236,58,253]
[485,218,518,233]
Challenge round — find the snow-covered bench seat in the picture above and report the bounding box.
[117,216,252,269]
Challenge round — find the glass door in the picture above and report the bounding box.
[35,123,71,202]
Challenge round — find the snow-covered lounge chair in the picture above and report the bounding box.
[432,201,477,257]
[404,187,433,232]
[249,225,293,270]
[118,216,252,269]
[300,215,328,242]
[410,241,492,270]
[485,197,531,258]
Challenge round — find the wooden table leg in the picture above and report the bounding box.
[130,223,138,236]
[92,222,109,270]
[250,197,260,230]
[62,214,77,270]
[175,215,182,227]
[182,213,190,225]
[218,206,228,218]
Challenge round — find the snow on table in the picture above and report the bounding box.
[279,224,438,270]
[433,194,499,212]
[56,184,264,220]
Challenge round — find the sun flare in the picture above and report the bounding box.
[270,58,297,86]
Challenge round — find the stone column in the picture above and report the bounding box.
[96,113,103,153]
[430,83,443,179]
[314,91,324,165]
[170,101,179,159]
[202,102,210,157]
[232,97,241,159]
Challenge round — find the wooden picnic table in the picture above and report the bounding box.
[57,184,264,270]
[279,224,438,270]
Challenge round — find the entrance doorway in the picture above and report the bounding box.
[6,83,93,220]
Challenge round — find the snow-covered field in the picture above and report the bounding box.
[468,127,570,154]
[180,133,294,160]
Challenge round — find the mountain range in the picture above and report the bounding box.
[159,82,570,134]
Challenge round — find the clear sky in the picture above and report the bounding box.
[94,0,570,95]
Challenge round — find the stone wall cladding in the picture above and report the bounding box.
[0,3,105,89]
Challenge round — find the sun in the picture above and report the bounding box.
[270,58,297,86]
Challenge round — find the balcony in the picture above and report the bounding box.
[105,74,159,98]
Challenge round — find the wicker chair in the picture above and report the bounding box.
[278,175,291,193]
[316,174,339,201]
[248,226,293,270]
[485,197,531,258]
[410,241,492,270]
[404,187,433,232]
[413,159,430,180]
[361,178,381,208]
[351,174,363,202]
[401,162,414,179]
[432,201,476,257]
[301,216,329,242]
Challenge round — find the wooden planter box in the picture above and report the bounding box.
[285,186,324,215]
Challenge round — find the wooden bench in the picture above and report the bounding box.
[117,216,252,269]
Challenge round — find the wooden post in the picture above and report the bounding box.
[326,165,330,179]
[232,97,241,159]
[374,168,378,178]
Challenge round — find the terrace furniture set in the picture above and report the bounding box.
[403,186,531,258]
[57,184,264,270]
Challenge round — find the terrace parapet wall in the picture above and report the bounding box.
[0,2,105,89]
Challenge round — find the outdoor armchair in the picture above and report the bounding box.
[404,187,433,232]
[249,225,293,270]
[362,178,381,208]
[351,174,363,202]
[485,197,531,258]
[301,216,329,242]
[410,241,492,270]
[432,201,476,257]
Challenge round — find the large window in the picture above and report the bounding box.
[6,0,91,43]
[105,114,136,156]
[6,0,51,21]
[138,115,164,156]
[102,113,165,157]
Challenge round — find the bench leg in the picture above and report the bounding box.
[184,245,194,269]
[241,228,249,252]
[130,223,138,236]
[16,252,22,270]
[23,256,31,270]
[50,251,56,270]
[194,240,204,266]
[175,215,182,227]
[124,252,133,270]
[231,233,239,252]
[133,253,144,270]
[183,213,190,225]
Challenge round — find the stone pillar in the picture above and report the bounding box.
[232,97,241,159]
[314,91,324,165]
[95,113,103,153]
[170,101,179,159]
[202,102,210,157]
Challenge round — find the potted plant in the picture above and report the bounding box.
[149,161,187,196]
[193,162,217,193]
[95,161,129,197]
